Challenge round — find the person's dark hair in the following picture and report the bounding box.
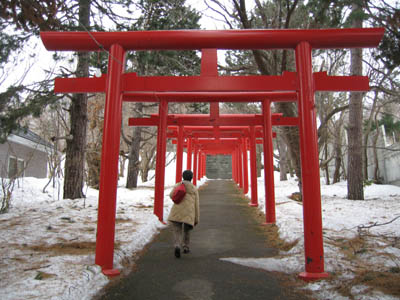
[182,170,193,181]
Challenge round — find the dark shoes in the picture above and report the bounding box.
[174,246,190,258]
[174,246,181,258]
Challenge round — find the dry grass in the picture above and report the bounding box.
[336,269,400,299]
[326,236,368,260]
[27,241,97,256]
[324,234,400,298]
[34,271,56,280]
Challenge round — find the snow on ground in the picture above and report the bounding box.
[222,174,400,300]
[0,153,207,300]
[1,157,400,299]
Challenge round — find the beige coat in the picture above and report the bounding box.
[168,181,200,226]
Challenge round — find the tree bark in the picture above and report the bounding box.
[324,142,330,185]
[333,114,344,184]
[126,102,143,188]
[140,144,156,182]
[347,2,364,200]
[277,133,288,181]
[63,0,90,199]
[372,125,381,182]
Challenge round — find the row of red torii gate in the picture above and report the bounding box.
[40,27,384,280]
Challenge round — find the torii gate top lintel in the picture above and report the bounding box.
[40,28,384,51]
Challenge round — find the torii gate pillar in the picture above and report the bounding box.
[154,100,168,222]
[187,137,193,170]
[175,125,184,183]
[242,138,249,194]
[262,100,276,224]
[238,146,243,189]
[193,143,199,186]
[95,44,125,276]
[249,126,258,207]
[296,42,329,280]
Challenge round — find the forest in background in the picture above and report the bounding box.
[0,0,399,205]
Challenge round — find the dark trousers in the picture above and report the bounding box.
[170,221,193,249]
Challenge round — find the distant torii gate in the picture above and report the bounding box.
[40,27,384,280]
[167,124,269,197]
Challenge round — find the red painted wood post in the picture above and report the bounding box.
[232,149,236,184]
[249,126,258,206]
[198,152,202,180]
[262,100,276,224]
[193,143,198,186]
[95,44,125,276]
[154,99,168,223]
[199,152,203,179]
[238,145,243,189]
[296,42,329,280]
[242,138,249,194]
[197,151,202,181]
[202,153,207,178]
[187,137,193,170]
[175,125,184,183]
[236,147,240,187]
[236,148,240,185]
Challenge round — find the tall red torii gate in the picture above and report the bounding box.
[40,28,384,280]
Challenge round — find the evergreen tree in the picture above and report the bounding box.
[0,1,66,142]
[0,0,146,197]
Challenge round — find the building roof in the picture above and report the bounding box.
[14,128,53,148]
[4,128,54,153]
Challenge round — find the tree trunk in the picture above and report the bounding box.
[324,142,330,185]
[140,145,156,182]
[63,0,90,199]
[347,3,364,200]
[256,144,263,177]
[333,145,342,184]
[372,126,381,182]
[285,125,301,187]
[333,117,344,184]
[119,155,126,178]
[277,133,288,181]
[126,102,143,188]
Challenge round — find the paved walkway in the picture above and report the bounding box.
[98,180,309,300]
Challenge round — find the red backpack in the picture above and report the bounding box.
[171,182,186,204]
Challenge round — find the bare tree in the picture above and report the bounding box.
[347,2,365,200]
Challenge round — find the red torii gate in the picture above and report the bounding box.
[131,112,287,211]
[168,127,262,188]
[40,28,384,280]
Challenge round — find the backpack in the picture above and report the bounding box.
[171,182,186,204]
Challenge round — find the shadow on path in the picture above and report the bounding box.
[97,180,310,300]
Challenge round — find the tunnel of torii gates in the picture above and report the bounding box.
[40,27,384,280]
[130,111,283,209]
[166,124,274,195]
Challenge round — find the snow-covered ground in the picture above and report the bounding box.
[224,176,400,300]
[1,157,399,300]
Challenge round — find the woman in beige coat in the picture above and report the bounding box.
[168,170,200,258]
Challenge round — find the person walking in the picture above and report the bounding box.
[168,170,200,258]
